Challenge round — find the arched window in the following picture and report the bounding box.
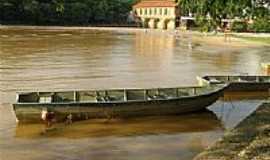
[149,8,152,15]
[159,8,162,15]
[154,8,157,15]
[144,8,147,15]
[140,9,142,15]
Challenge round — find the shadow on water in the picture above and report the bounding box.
[15,110,222,139]
[209,92,267,129]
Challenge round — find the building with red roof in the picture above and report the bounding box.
[132,0,180,29]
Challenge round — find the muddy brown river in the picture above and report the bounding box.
[0,28,270,160]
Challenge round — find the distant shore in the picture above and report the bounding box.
[1,25,269,35]
[194,102,270,160]
[1,25,269,46]
[0,25,146,33]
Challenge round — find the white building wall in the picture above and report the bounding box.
[135,7,177,29]
[137,7,176,19]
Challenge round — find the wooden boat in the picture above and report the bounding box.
[13,84,227,123]
[198,75,270,92]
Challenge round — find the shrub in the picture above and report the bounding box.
[231,22,248,32]
[248,18,270,33]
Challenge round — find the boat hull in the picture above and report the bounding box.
[198,76,270,92]
[13,89,224,123]
[225,82,270,92]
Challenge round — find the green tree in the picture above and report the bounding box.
[0,0,137,25]
[179,0,269,32]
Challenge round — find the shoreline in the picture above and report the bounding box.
[194,102,270,160]
[1,25,270,35]
[0,25,151,33]
[1,25,270,46]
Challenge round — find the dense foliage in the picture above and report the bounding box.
[0,0,269,32]
[0,0,135,25]
[179,0,270,32]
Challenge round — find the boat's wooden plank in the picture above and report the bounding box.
[126,90,146,101]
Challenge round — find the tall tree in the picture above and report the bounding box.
[179,0,269,32]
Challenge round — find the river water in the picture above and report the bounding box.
[0,28,270,160]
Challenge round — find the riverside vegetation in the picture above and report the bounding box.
[0,0,269,32]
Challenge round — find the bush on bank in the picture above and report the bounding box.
[0,0,135,25]
[180,0,270,33]
[0,0,269,33]
[248,18,270,33]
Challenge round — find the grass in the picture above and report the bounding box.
[235,36,270,44]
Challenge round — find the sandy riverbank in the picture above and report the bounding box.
[194,102,270,160]
[190,31,270,47]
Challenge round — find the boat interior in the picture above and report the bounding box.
[16,85,222,104]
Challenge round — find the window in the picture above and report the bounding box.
[154,8,157,15]
[144,8,147,15]
[159,8,162,15]
[149,8,152,15]
[140,9,142,15]
[164,8,168,15]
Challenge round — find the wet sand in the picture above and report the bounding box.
[194,102,270,160]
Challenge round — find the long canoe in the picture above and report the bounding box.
[13,84,227,123]
[197,75,270,92]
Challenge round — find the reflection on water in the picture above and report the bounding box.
[210,100,262,129]
[1,29,269,102]
[223,91,269,100]
[15,111,222,139]
[0,28,270,160]
[263,68,270,75]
